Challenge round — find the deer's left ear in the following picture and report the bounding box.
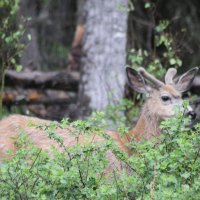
[175,67,199,92]
[126,67,152,95]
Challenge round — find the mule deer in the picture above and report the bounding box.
[0,67,198,167]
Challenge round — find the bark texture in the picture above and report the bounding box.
[78,0,128,117]
[19,0,41,70]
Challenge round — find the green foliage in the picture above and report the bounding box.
[128,19,182,79]
[104,99,138,129]
[0,108,200,199]
[0,0,26,116]
[0,0,25,68]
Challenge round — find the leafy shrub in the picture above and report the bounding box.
[0,0,26,116]
[128,19,182,79]
[0,106,200,199]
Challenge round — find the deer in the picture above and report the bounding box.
[0,67,198,171]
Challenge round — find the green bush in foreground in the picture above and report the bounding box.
[0,109,200,199]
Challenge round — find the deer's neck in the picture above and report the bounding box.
[129,103,162,140]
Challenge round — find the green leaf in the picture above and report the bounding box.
[181,172,190,179]
[144,2,151,8]
[27,33,31,41]
[169,58,176,65]
[16,64,23,72]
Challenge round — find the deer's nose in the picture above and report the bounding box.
[187,111,197,120]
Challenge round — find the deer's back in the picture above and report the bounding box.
[0,115,101,153]
[0,115,130,171]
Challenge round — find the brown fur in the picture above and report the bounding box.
[0,114,130,172]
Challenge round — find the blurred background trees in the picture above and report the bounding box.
[1,0,200,125]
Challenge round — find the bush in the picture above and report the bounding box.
[0,107,200,199]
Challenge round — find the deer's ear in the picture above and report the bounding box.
[126,67,151,95]
[175,67,199,92]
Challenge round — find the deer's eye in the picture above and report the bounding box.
[161,96,171,102]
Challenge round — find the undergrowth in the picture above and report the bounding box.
[0,104,200,200]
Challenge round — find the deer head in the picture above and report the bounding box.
[126,67,198,120]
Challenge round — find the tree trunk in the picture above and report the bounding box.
[19,0,41,70]
[77,0,128,117]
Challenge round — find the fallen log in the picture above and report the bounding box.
[2,89,77,120]
[3,90,77,106]
[5,70,80,91]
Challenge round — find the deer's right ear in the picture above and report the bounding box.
[126,67,151,95]
[175,67,199,92]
